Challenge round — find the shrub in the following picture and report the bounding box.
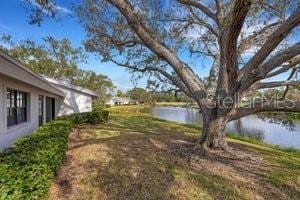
[0,120,72,199]
[63,110,109,125]
[0,110,109,199]
[92,103,111,111]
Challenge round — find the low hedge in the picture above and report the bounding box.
[0,120,72,199]
[60,110,109,124]
[0,110,109,199]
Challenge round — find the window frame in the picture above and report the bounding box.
[7,89,28,127]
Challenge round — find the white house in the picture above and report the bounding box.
[0,51,98,150]
[42,75,99,116]
[107,97,137,106]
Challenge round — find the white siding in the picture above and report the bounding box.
[56,87,93,116]
[0,75,62,150]
[0,53,96,151]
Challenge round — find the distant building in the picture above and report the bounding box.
[42,75,99,116]
[107,97,137,106]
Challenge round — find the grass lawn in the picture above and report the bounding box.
[49,106,300,200]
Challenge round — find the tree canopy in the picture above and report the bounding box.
[0,35,114,102]
[23,0,69,26]
[75,0,300,150]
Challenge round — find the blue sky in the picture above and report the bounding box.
[0,0,149,91]
[0,0,294,91]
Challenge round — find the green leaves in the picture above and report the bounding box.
[0,120,72,200]
[61,110,109,125]
[0,110,109,199]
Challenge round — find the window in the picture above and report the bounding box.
[7,89,27,127]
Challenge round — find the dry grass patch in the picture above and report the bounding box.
[49,112,300,200]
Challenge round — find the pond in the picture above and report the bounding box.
[151,106,300,149]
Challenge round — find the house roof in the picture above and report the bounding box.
[42,75,99,97]
[0,50,99,98]
[0,51,65,97]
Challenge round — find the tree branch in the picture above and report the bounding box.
[229,101,300,121]
[239,7,300,84]
[159,15,218,37]
[107,0,207,100]
[214,0,224,23]
[258,43,300,76]
[255,80,300,89]
[239,42,300,92]
[265,57,300,78]
[280,68,298,100]
[238,22,279,54]
[88,28,141,49]
[188,8,219,36]
[109,58,191,96]
[176,0,217,22]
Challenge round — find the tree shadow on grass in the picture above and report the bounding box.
[79,131,242,199]
[50,115,299,200]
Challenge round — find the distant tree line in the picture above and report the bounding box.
[116,87,190,104]
[0,34,114,103]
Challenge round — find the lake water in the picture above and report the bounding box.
[151,106,300,149]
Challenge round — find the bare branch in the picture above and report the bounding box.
[259,1,283,16]
[107,0,206,100]
[190,49,215,58]
[190,40,218,58]
[214,0,224,22]
[87,26,142,50]
[238,22,279,53]
[188,8,218,36]
[176,0,217,22]
[266,57,300,78]
[207,54,220,91]
[109,58,191,96]
[280,68,298,100]
[229,101,300,121]
[255,80,300,89]
[239,42,300,91]
[159,15,218,37]
[239,8,300,83]
[259,43,300,76]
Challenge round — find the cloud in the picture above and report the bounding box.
[0,23,10,31]
[24,0,72,15]
[53,4,72,15]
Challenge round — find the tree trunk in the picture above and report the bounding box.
[200,109,229,151]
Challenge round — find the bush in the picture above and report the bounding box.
[0,120,72,199]
[62,110,109,125]
[92,103,111,111]
[0,110,109,199]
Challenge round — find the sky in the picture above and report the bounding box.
[0,0,148,91]
[0,0,296,91]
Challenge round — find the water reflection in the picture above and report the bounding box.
[151,106,300,149]
[257,113,295,131]
[228,118,265,141]
[227,117,264,141]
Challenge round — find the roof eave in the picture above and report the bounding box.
[0,51,65,97]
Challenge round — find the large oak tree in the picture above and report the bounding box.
[38,0,300,151]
